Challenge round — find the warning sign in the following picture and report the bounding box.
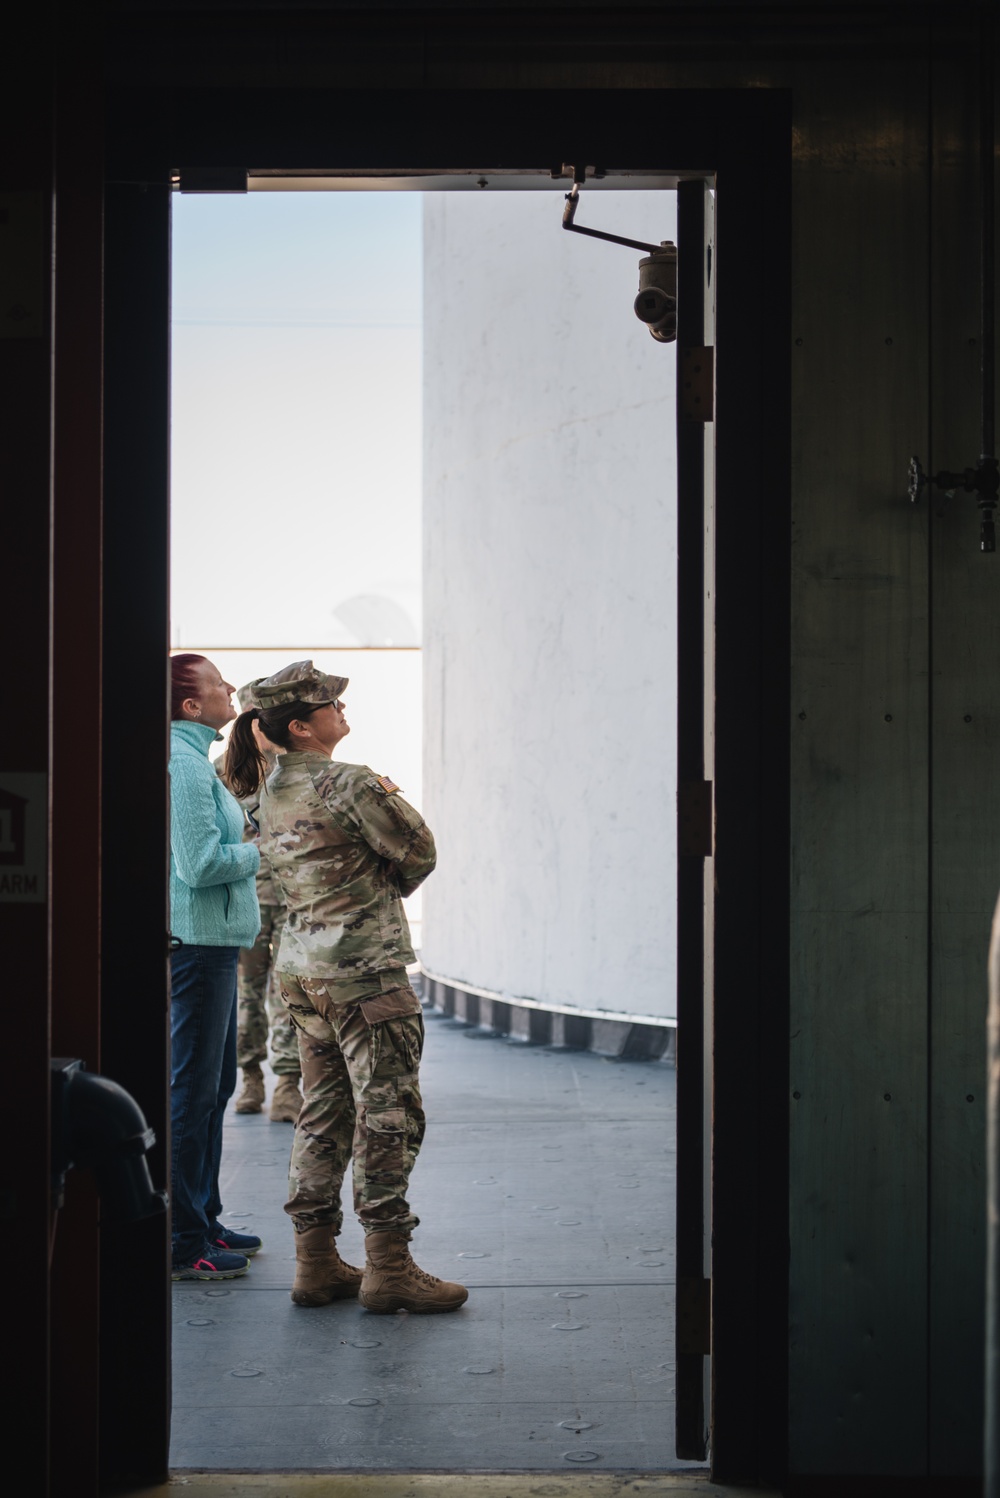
[0,773,46,902]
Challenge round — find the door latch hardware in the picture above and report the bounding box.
[677,1275,711,1355]
[678,780,713,857]
[679,347,714,421]
[908,453,1000,553]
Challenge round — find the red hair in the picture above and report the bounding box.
[170,653,210,721]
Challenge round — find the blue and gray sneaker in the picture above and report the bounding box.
[171,1245,249,1281]
[209,1222,262,1257]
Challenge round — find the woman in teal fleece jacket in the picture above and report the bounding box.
[169,654,261,1280]
[169,717,261,946]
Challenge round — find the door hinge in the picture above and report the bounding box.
[678,780,713,857]
[679,345,714,420]
[677,1275,712,1355]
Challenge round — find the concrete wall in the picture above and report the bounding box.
[421,191,677,1023]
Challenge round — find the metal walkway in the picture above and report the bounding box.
[171,1004,693,1474]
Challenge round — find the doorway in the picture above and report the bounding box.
[168,179,685,1472]
[97,84,791,1490]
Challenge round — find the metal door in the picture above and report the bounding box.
[674,176,716,1463]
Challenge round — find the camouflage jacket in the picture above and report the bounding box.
[216,755,281,906]
[258,750,436,983]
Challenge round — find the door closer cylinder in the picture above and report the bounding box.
[634,243,678,343]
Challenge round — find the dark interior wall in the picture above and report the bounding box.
[630,13,993,1477]
[5,3,995,1491]
[650,17,992,1480]
[789,53,945,1478]
[1,9,55,1493]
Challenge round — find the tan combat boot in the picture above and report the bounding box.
[234,1063,265,1114]
[290,1225,363,1307]
[269,1075,303,1123]
[359,1230,469,1314]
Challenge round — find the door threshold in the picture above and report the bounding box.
[118,1472,770,1498]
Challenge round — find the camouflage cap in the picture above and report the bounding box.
[248,660,349,712]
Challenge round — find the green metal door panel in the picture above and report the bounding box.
[790,914,930,1468]
[789,60,931,1475]
[928,28,996,1475]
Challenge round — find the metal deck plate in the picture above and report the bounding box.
[171,1009,692,1474]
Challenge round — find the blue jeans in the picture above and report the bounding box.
[170,944,239,1264]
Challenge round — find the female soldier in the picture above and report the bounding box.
[225,660,467,1313]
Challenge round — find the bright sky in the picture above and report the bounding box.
[170,193,423,648]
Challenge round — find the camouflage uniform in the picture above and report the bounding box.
[217,757,300,1078]
[279,975,426,1235]
[237,903,300,1076]
[250,661,436,1239]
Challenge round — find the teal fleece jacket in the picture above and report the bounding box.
[169,720,261,947]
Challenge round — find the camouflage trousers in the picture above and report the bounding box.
[236,905,300,1078]
[277,975,426,1238]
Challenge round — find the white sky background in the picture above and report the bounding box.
[171,187,674,652]
[171,192,423,648]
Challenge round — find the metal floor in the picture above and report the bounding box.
[171,1005,694,1474]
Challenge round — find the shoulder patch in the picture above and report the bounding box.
[375,774,401,795]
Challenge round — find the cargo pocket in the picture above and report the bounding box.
[364,1106,407,1183]
[369,1015,424,1079]
[356,985,423,1026]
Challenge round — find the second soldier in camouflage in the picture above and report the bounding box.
[227,686,303,1123]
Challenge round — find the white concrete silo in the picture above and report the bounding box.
[421,189,678,1056]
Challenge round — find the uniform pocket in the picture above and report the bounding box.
[366,1011,425,1080]
[356,985,423,1027]
[363,1106,407,1183]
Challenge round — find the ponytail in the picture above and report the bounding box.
[223,696,317,797]
[223,709,269,799]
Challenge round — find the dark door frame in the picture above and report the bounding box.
[675,173,716,1464]
[100,84,791,1487]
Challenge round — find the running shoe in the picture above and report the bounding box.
[209,1222,262,1257]
[171,1246,250,1280]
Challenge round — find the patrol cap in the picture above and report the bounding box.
[249,660,349,712]
[236,682,256,713]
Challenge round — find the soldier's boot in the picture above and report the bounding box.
[359,1230,469,1314]
[234,1064,265,1115]
[269,1075,303,1123]
[290,1225,363,1307]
